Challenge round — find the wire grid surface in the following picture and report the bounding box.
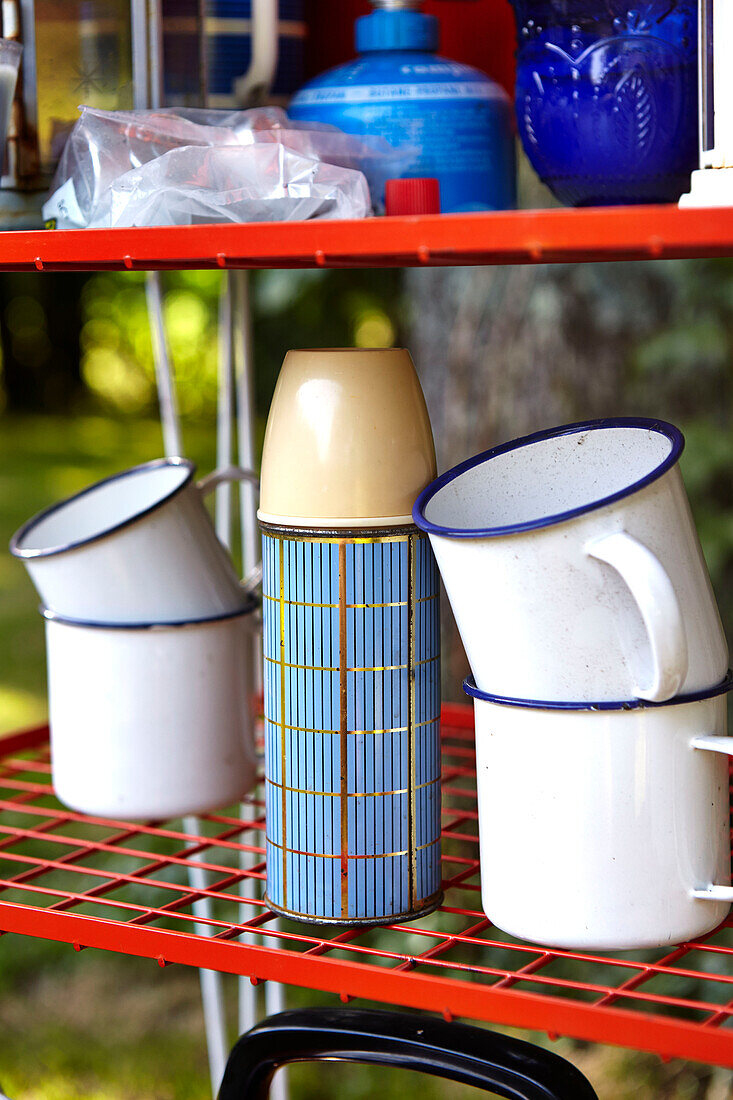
[0,705,732,1069]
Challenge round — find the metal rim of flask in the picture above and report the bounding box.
[258,520,423,539]
[263,889,444,927]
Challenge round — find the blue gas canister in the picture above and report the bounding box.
[289,0,516,213]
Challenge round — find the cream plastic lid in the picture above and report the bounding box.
[259,348,437,527]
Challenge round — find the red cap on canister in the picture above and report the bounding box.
[385,178,441,216]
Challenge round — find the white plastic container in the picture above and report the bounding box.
[44,604,258,820]
[679,0,733,207]
[414,418,727,704]
[466,675,733,951]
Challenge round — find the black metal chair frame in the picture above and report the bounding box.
[218,1007,599,1100]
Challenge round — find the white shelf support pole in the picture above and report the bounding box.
[233,270,288,1100]
[140,14,229,1089]
[147,0,163,111]
[216,277,234,541]
[233,269,260,1045]
[146,268,229,1100]
[232,271,258,581]
[131,0,149,112]
[183,821,231,1098]
[146,272,182,458]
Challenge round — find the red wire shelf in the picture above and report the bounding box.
[0,704,732,1068]
[0,205,732,272]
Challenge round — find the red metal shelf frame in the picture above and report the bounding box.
[1,705,732,1069]
[1,205,732,272]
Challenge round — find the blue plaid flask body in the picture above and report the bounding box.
[262,524,442,924]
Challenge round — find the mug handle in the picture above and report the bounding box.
[197,464,259,496]
[585,530,688,703]
[689,735,733,903]
[197,465,262,595]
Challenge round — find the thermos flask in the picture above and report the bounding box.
[259,348,442,924]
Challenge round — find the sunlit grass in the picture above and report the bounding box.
[0,686,46,733]
[0,954,211,1100]
[80,274,222,416]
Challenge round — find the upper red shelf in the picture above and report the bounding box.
[1,204,731,272]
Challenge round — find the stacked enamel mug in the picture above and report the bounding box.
[10,459,259,820]
[414,419,733,951]
[259,349,442,926]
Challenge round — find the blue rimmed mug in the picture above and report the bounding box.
[44,601,259,820]
[465,673,733,951]
[10,458,260,624]
[414,418,728,704]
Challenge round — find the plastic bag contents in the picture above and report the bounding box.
[88,144,370,227]
[177,106,414,204]
[42,106,409,227]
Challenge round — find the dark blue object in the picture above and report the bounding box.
[289,3,516,213]
[218,1008,599,1100]
[511,0,699,205]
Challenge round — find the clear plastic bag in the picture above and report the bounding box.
[87,143,371,227]
[42,106,407,228]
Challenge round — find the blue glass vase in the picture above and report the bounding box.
[511,1,699,205]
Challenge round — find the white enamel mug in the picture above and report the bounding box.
[44,603,258,820]
[465,674,733,951]
[414,419,727,703]
[11,458,259,624]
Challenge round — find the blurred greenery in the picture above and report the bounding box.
[2,261,733,1098]
[78,268,399,417]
